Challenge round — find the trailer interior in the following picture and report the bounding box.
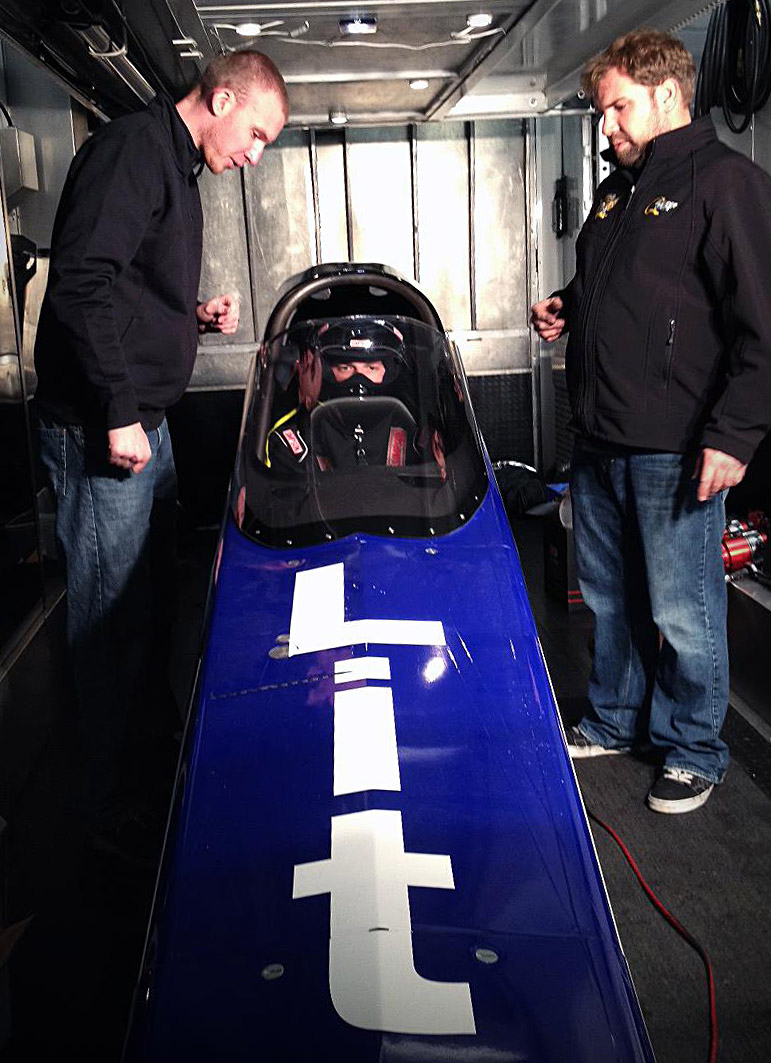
[0,2,770,1061]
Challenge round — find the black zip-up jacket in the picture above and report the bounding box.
[560,115,771,465]
[34,94,203,432]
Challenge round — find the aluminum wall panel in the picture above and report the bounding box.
[316,133,349,264]
[198,166,254,346]
[0,206,17,383]
[451,330,530,374]
[473,119,527,332]
[346,128,414,280]
[244,130,315,338]
[19,254,48,395]
[535,115,564,303]
[415,122,470,330]
[3,43,77,250]
[191,118,536,473]
[188,343,259,390]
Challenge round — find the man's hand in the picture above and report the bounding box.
[530,295,566,343]
[694,447,747,502]
[108,423,151,474]
[197,292,240,335]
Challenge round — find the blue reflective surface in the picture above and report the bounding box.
[124,476,655,1062]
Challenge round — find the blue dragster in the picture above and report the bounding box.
[123,263,655,1063]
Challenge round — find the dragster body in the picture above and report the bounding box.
[123,264,655,1063]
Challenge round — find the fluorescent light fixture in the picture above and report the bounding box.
[339,15,377,35]
[466,12,493,29]
[329,108,348,125]
[409,79,429,90]
[236,22,263,36]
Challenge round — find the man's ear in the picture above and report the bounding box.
[655,78,680,112]
[209,87,236,117]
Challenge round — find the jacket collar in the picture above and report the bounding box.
[644,114,717,164]
[601,114,717,176]
[146,92,201,177]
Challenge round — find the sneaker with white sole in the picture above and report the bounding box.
[565,725,631,759]
[647,767,714,814]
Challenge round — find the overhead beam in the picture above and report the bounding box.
[426,1,542,121]
[540,0,719,105]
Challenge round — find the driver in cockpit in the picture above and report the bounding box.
[266,319,431,474]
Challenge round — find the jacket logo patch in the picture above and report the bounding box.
[644,196,679,217]
[594,193,620,220]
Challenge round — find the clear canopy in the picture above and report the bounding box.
[233,315,489,547]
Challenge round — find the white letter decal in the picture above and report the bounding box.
[333,685,401,796]
[289,563,445,656]
[293,810,475,1035]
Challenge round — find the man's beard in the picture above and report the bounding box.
[612,138,647,166]
[612,104,665,167]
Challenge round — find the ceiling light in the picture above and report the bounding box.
[329,108,348,125]
[466,12,493,29]
[339,15,377,35]
[236,22,263,36]
[409,79,429,90]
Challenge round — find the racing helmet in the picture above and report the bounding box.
[316,319,406,400]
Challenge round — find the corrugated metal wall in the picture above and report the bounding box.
[194,119,535,464]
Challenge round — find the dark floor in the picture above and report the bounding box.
[2,514,771,1062]
[0,522,217,1063]
[513,515,771,1063]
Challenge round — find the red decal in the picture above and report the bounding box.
[282,429,304,455]
[387,427,406,467]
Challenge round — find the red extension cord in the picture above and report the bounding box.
[587,809,719,1063]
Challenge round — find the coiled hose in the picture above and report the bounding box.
[695,0,771,133]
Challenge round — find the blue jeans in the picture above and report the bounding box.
[571,445,729,784]
[37,415,178,829]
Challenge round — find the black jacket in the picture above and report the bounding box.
[561,116,771,465]
[34,94,203,432]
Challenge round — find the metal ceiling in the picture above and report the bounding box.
[0,0,717,123]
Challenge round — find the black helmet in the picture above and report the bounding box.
[316,319,405,398]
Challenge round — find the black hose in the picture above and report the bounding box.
[694,0,771,133]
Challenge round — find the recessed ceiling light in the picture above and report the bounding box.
[236,22,263,36]
[409,79,429,90]
[329,108,348,125]
[466,12,493,29]
[339,15,377,35]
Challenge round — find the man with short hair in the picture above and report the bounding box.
[34,51,287,859]
[531,29,771,813]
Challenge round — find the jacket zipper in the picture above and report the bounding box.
[575,142,658,431]
[574,187,635,429]
[664,317,676,385]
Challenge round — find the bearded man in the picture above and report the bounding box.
[531,30,771,813]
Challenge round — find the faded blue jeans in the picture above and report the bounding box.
[571,444,729,784]
[37,414,178,830]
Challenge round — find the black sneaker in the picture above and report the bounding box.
[647,767,715,814]
[565,724,630,759]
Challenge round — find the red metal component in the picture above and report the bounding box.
[721,529,767,573]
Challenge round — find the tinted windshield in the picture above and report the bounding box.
[233,315,488,546]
